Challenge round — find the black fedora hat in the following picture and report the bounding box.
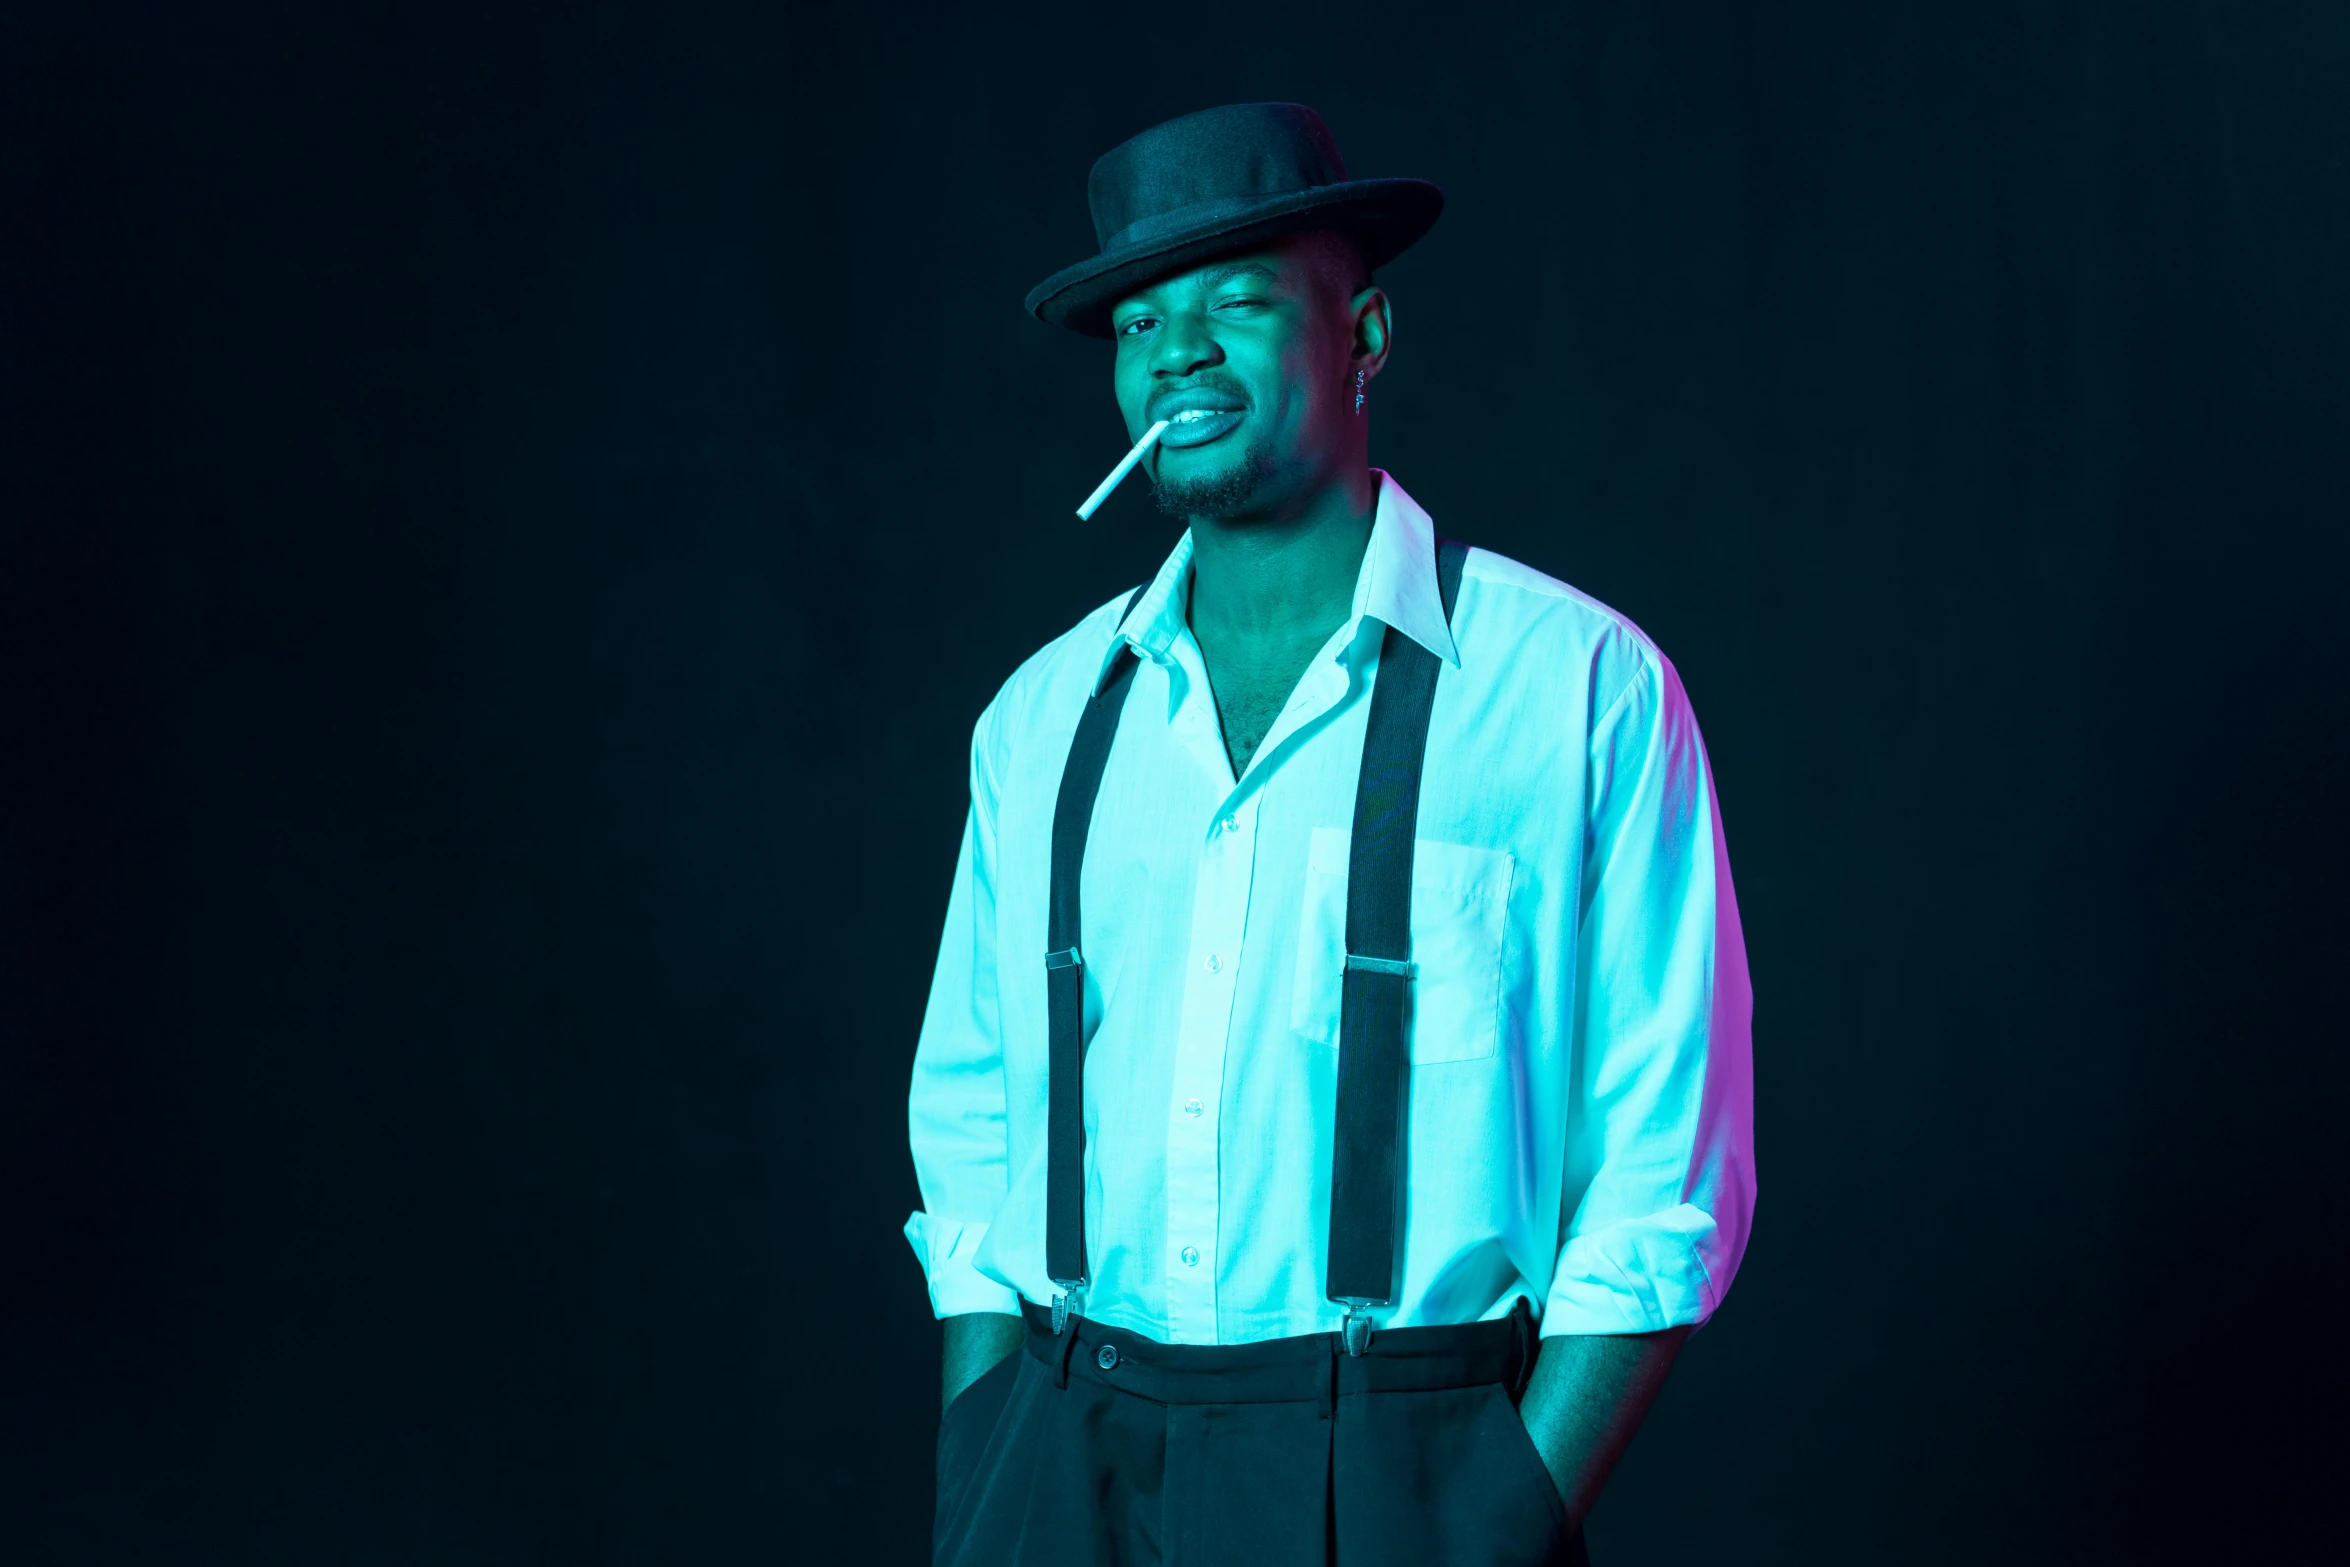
[1024,102,1443,339]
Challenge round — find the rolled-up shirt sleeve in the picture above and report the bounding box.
[1544,652,1756,1337]
[903,704,1024,1319]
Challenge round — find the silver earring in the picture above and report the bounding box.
[1354,369,1366,415]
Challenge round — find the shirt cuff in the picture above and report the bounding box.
[903,1210,1023,1319]
[1541,1202,1723,1336]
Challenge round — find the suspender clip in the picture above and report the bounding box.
[1045,947,1083,971]
[1050,1280,1085,1336]
[1337,1297,1381,1357]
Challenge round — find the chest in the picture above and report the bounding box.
[990,660,1587,1080]
[1196,627,1335,775]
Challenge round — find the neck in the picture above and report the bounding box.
[1184,463,1378,642]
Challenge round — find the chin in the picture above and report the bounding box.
[1152,441,1273,522]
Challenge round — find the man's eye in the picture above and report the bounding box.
[1213,294,1267,310]
[1118,316,1158,336]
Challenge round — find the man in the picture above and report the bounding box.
[905,103,1753,1566]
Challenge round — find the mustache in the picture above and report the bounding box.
[1145,374,1251,423]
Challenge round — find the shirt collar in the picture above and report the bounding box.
[1097,470,1459,691]
[1353,471,1460,669]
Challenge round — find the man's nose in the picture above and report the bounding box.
[1151,309,1222,378]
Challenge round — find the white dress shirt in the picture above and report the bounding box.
[904,473,1754,1344]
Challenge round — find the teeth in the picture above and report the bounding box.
[1171,408,1224,423]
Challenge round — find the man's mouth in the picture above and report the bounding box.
[1155,400,1247,450]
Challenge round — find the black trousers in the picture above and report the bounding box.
[934,1297,1589,1567]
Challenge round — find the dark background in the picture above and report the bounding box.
[6,2,2345,1561]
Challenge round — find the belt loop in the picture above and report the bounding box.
[1054,1318,1080,1391]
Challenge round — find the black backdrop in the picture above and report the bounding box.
[7,3,2345,1561]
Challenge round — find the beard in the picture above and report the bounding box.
[1149,441,1275,523]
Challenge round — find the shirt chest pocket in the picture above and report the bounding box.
[1288,826,1513,1064]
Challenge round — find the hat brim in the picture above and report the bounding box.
[1023,178,1444,338]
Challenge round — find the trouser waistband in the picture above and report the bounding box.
[1018,1296,1539,1416]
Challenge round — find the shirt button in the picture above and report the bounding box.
[1204,953,1221,973]
[1181,1246,1200,1267]
[1096,1343,1119,1370]
[1183,1098,1203,1117]
[1220,814,1238,834]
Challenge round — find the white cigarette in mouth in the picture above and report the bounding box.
[1075,419,1171,520]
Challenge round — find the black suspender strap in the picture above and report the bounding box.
[1327,535,1468,1353]
[1043,587,1147,1333]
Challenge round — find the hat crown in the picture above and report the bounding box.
[1088,103,1351,251]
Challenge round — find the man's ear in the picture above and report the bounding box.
[1351,285,1392,382]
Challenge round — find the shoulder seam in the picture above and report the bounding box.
[1590,657,1656,747]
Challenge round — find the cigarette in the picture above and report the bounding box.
[1075,420,1171,520]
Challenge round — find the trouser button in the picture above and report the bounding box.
[1096,1344,1119,1370]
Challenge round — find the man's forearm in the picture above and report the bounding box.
[941,1311,1027,1414]
[1516,1324,1691,1530]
